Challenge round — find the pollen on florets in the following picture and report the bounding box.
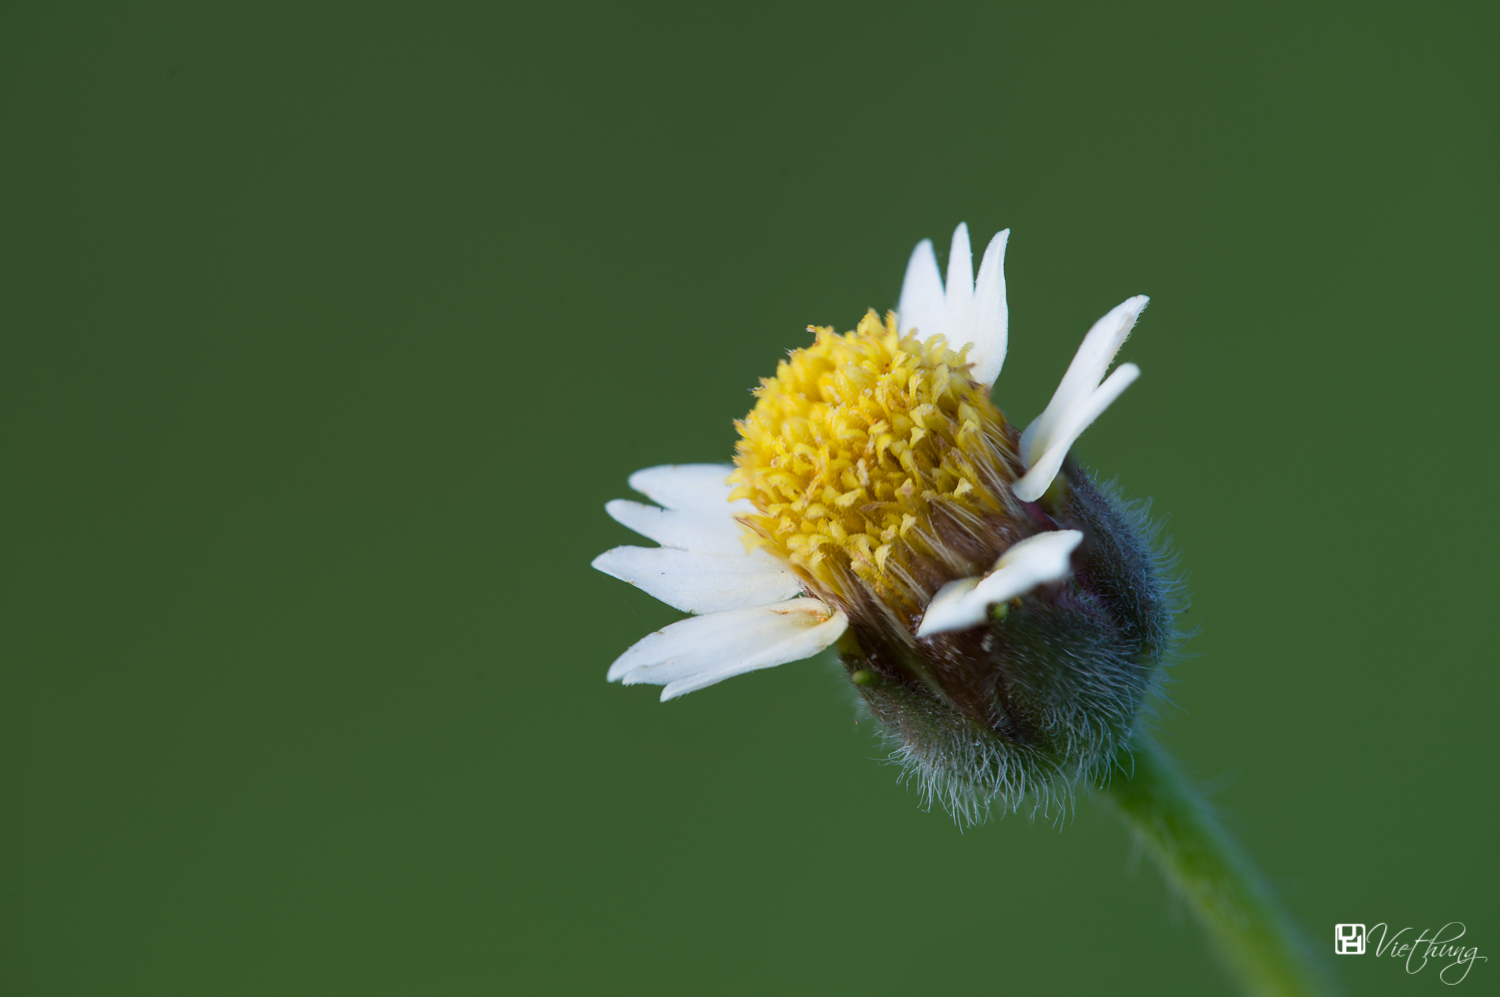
[730,311,1030,621]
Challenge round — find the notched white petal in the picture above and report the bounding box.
[604,499,747,555]
[897,238,945,343]
[1013,363,1139,502]
[969,228,1009,387]
[591,545,800,614]
[970,529,1084,605]
[943,222,974,351]
[915,530,1083,637]
[626,464,741,515]
[1021,295,1149,466]
[605,599,848,701]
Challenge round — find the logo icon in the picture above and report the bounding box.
[1336,924,1367,955]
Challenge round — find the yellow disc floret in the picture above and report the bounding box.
[731,311,1028,622]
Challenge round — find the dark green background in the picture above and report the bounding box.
[3,2,1495,994]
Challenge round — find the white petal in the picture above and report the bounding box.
[970,529,1084,604]
[1021,295,1149,466]
[914,576,985,636]
[591,545,801,614]
[969,229,1009,387]
[897,238,945,342]
[915,530,1083,637]
[626,464,739,514]
[943,222,974,350]
[1012,363,1139,502]
[605,499,748,556]
[660,605,847,700]
[605,599,848,700]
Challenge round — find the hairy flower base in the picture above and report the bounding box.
[840,467,1178,822]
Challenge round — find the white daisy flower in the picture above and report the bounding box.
[589,229,1328,997]
[593,223,1150,706]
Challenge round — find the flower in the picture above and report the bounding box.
[594,223,1175,820]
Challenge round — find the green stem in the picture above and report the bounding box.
[1103,733,1335,997]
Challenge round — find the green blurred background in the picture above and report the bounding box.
[2,2,1495,994]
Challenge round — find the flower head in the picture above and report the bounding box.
[594,224,1176,821]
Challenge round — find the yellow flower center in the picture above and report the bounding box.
[731,311,1029,621]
